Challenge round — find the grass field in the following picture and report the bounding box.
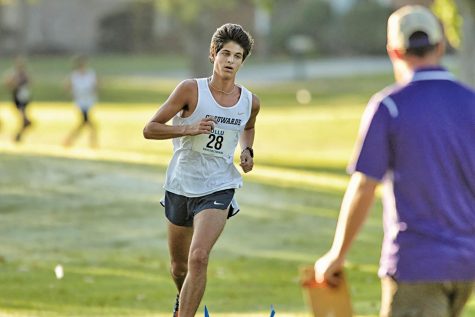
[0,57,474,317]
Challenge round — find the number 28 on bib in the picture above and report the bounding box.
[191,128,239,160]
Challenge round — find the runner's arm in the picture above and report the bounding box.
[143,80,215,140]
[239,94,260,173]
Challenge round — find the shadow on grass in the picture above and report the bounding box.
[258,159,348,177]
[2,152,472,317]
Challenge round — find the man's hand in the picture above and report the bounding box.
[314,251,345,287]
[240,149,253,173]
[186,117,216,136]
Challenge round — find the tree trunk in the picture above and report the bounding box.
[456,0,475,87]
[17,0,29,55]
[254,6,271,58]
[0,5,3,53]
[183,15,214,78]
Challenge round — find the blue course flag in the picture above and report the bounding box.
[204,305,209,317]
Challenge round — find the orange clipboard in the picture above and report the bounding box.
[300,266,353,317]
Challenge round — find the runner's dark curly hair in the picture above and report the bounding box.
[209,23,254,62]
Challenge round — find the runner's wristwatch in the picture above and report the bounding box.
[242,147,254,158]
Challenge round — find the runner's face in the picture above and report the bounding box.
[212,41,244,79]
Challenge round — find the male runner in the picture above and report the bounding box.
[63,55,98,148]
[143,23,260,317]
[4,56,32,142]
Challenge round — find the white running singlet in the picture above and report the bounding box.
[71,69,97,110]
[163,78,253,197]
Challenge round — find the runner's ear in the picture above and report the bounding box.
[209,47,216,64]
[209,50,216,64]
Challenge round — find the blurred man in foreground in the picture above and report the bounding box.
[315,5,475,317]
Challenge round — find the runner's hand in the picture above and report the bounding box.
[186,117,216,136]
[240,149,253,173]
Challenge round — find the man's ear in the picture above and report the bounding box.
[387,45,405,61]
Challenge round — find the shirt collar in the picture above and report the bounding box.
[411,66,455,82]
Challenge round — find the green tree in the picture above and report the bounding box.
[154,0,273,77]
[15,0,29,55]
[433,0,475,86]
[454,0,475,87]
[433,0,461,47]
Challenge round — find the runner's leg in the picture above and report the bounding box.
[168,222,193,291]
[178,209,228,317]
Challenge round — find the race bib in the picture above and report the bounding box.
[192,128,239,159]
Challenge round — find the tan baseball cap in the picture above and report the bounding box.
[387,5,443,50]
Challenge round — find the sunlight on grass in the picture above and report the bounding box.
[251,165,349,192]
[0,309,376,317]
[0,143,170,167]
[63,266,168,283]
[2,95,474,317]
[0,308,375,317]
[1,102,355,193]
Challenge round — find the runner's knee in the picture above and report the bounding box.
[188,248,209,269]
[170,261,187,278]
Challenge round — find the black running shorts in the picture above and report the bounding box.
[161,189,238,227]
